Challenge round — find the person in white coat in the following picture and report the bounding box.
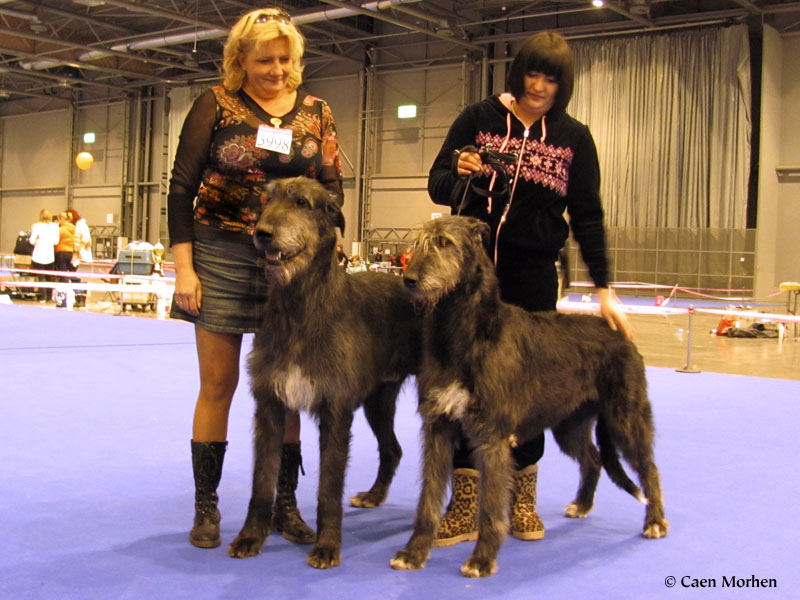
[29,209,59,301]
[66,208,93,264]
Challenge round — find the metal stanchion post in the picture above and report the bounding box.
[676,305,701,373]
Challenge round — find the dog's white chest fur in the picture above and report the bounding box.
[274,365,317,412]
[429,382,471,420]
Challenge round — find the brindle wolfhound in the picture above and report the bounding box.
[227,177,419,569]
[391,216,667,578]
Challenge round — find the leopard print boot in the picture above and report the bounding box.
[511,464,545,540]
[433,468,480,547]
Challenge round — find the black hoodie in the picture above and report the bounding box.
[428,94,609,288]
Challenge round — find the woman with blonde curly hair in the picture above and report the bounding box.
[168,7,343,549]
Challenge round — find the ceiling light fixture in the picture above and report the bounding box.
[592,0,604,6]
[397,105,417,119]
[29,19,48,34]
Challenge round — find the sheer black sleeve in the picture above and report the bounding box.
[167,89,217,246]
[317,99,344,206]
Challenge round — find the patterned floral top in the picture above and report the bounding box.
[168,86,343,245]
[427,94,609,288]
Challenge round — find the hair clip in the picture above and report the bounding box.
[254,9,291,25]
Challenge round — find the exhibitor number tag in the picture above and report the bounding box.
[256,124,293,155]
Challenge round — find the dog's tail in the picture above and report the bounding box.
[596,416,646,503]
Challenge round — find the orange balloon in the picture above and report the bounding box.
[75,151,94,170]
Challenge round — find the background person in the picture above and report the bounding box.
[66,208,93,264]
[65,208,90,306]
[167,6,343,549]
[53,213,79,308]
[427,31,632,546]
[54,212,77,273]
[336,244,349,267]
[345,254,367,274]
[28,209,59,302]
[399,246,413,272]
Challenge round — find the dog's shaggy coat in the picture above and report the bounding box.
[227,177,418,569]
[391,216,667,578]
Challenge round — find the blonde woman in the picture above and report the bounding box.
[168,7,343,549]
[29,209,59,302]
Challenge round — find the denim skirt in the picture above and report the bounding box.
[170,237,267,334]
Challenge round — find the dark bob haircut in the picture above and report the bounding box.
[507,31,574,115]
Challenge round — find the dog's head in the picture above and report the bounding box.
[253,176,345,285]
[403,216,491,306]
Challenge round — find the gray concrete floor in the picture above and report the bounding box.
[626,309,799,380]
[6,291,799,381]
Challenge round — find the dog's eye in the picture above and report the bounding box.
[437,236,451,248]
[295,197,309,208]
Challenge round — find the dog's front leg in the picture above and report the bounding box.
[306,404,354,569]
[350,381,403,508]
[228,397,286,558]
[390,416,456,571]
[460,439,512,578]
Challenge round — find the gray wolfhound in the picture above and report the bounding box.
[227,177,419,569]
[391,215,667,578]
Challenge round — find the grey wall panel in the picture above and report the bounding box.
[0,110,70,253]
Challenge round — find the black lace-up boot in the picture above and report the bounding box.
[272,442,315,544]
[189,440,227,548]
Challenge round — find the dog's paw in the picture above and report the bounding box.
[390,549,427,570]
[227,535,266,558]
[460,556,498,578]
[349,491,385,509]
[564,502,591,518]
[643,519,669,539]
[306,543,341,569]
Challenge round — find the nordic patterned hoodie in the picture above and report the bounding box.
[428,93,609,289]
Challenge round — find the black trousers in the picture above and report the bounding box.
[453,250,558,470]
[31,260,55,301]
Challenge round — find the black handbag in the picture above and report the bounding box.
[14,232,34,255]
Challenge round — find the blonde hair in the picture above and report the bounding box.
[222,8,305,92]
[39,209,52,223]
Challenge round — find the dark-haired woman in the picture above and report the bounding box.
[427,31,631,546]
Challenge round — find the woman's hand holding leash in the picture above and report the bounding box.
[454,149,483,176]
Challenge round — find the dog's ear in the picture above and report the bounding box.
[266,179,281,197]
[470,219,490,248]
[323,192,345,235]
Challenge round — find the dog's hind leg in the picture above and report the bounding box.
[349,380,403,508]
[552,416,602,519]
[391,416,458,571]
[611,359,668,537]
[639,462,668,539]
[228,397,286,558]
[607,413,668,538]
[459,438,512,578]
[306,404,354,569]
[615,438,668,538]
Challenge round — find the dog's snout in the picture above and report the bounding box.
[253,227,272,251]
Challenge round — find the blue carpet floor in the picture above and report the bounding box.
[1,303,798,599]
